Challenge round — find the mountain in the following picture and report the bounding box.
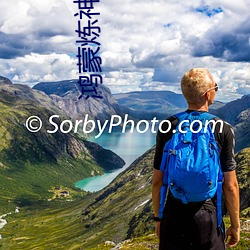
[234,109,250,152]
[0,79,125,212]
[1,146,249,249]
[114,90,225,120]
[213,94,250,125]
[33,80,124,123]
[211,94,250,152]
[0,76,12,85]
[235,148,250,214]
[209,100,225,110]
[114,91,186,120]
[0,77,249,249]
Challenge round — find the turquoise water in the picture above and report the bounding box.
[75,129,156,192]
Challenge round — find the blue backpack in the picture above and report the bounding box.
[158,111,223,228]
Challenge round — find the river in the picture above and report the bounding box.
[75,129,156,192]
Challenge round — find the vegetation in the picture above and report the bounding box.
[0,84,123,214]
[0,81,249,249]
[235,148,250,214]
[1,147,248,249]
[1,209,249,250]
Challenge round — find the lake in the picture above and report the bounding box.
[75,129,156,192]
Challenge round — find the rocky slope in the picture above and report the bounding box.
[213,94,250,126]
[0,78,124,212]
[209,94,250,152]
[0,76,12,85]
[77,146,250,248]
[234,108,250,152]
[235,148,250,214]
[33,80,124,123]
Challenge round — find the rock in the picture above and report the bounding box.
[33,80,124,124]
[105,240,116,247]
[0,76,12,85]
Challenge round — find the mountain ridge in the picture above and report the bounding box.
[0,78,125,212]
[0,76,249,249]
[33,80,124,123]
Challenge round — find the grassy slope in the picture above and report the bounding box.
[1,148,249,249]
[0,199,89,250]
[0,149,155,249]
[89,219,250,250]
[1,203,249,250]
[0,86,109,214]
[235,148,250,213]
[0,83,249,249]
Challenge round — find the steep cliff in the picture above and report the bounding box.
[0,78,125,211]
[33,80,124,123]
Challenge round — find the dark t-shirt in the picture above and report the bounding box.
[153,110,237,172]
[154,110,236,211]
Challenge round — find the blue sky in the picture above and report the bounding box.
[0,0,249,102]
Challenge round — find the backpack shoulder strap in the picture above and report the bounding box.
[201,112,217,120]
[201,112,223,230]
[173,111,189,121]
[174,111,217,121]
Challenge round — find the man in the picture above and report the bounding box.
[152,68,240,249]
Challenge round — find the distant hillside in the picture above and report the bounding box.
[213,94,250,125]
[114,91,186,109]
[0,79,124,212]
[211,95,250,152]
[114,91,225,120]
[114,91,186,119]
[234,108,250,152]
[0,76,12,85]
[235,148,250,214]
[209,100,225,110]
[33,80,124,123]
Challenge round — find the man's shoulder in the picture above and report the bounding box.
[160,111,234,135]
[160,115,179,132]
[211,116,234,133]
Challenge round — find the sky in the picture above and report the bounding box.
[0,0,249,102]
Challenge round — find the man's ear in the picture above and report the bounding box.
[204,92,209,100]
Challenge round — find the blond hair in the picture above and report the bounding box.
[181,68,214,104]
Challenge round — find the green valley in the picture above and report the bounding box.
[0,78,249,249]
[0,147,249,249]
[0,82,124,214]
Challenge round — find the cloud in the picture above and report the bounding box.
[0,0,249,101]
[0,53,78,86]
[192,18,250,62]
[0,0,74,35]
[0,0,76,58]
[104,70,154,93]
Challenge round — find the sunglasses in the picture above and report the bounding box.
[203,83,218,95]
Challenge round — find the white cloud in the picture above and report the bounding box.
[0,53,77,86]
[0,0,249,101]
[104,70,154,93]
[0,0,74,35]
